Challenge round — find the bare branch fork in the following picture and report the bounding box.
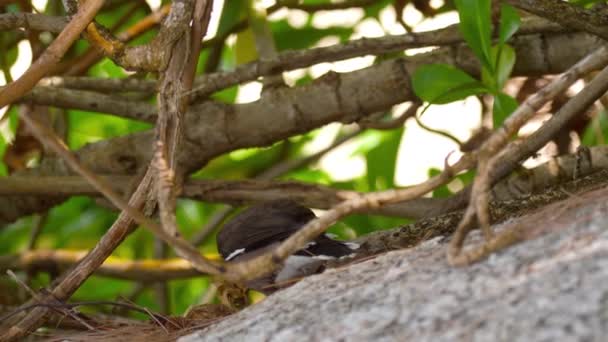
[151,0,214,312]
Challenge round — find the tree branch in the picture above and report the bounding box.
[0,0,105,108]
[0,249,204,282]
[506,0,608,40]
[2,31,606,226]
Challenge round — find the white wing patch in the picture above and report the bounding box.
[344,242,360,250]
[225,247,246,261]
[304,241,317,248]
[312,254,335,261]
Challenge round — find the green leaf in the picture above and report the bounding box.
[0,217,32,253]
[365,128,404,191]
[73,277,132,302]
[89,59,126,78]
[412,64,487,104]
[363,0,394,18]
[493,93,518,127]
[212,85,238,103]
[235,27,258,65]
[215,0,247,37]
[495,45,516,89]
[481,64,496,92]
[568,0,602,7]
[581,110,608,146]
[454,0,493,69]
[0,107,17,177]
[44,197,117,249]
[273,20,353,52]
[499,4,521,45]
[481,45,516,91]
[67,110,152,149]
[171,278,211,315]
[286,168,333,185]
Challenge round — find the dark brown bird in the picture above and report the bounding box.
[217,200,358,293]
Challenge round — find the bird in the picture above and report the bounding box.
[216,200,359,294]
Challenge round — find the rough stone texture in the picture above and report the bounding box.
[181,188,608,342]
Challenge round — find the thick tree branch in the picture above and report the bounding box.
[0,176,442,218]
[6,16,565,101]
[1,32,606,225]
[0,13,67,33]
[19,30,603,122]
[188,17,569,100]
[3,142,607,219]
[506,0,608,40]
[37,76,156,93]
[20,86,156,122]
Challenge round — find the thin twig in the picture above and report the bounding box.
[18,106,221,275]
[358,101,420,130]
[0,168,156,341]
[414,110,464,148]
[223,154,475,283]
[6,270,96,331]
[188,17,568,100]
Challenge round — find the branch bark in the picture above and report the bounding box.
[2,31,606,226]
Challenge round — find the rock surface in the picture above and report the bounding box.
[181,188,608,342]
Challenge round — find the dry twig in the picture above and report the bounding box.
[448,46,608,266]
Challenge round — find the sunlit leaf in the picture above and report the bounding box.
[495,45,516,89]
[365,128,404,191]
[581,110,608,146]
[493,92,519,127]
[67,110,151,149]
[454,0,493,70]
[215,0,247,37]
[235,27,258,65]
[412,64,487,104]
[273,21,353,51]
[499,4,521,45]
